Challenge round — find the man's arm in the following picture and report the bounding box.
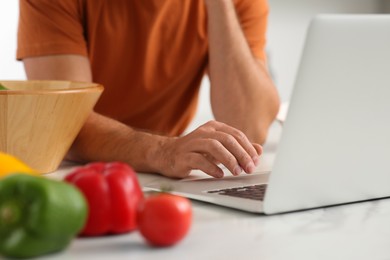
[23,55,262,178]
[205,0,280,144]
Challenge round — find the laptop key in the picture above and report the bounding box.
[207,184,267,201]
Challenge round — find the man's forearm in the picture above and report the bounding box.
[67,112,167,173]
[68,112,169,176]
[205,0,279,144]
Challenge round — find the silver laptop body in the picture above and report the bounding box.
[140,14,390,214]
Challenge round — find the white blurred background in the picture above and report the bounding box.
[0,1,388,132]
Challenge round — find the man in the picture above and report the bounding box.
[17,0,279,178]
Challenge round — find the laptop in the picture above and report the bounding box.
[139,14,390,214]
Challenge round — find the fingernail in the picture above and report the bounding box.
[246,162,255,173]
[233,166,242,176]
[252,156,259,166]
[216,171,224,178]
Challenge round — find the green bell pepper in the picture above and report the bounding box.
[0,83,8,90]
[0,174,87,259]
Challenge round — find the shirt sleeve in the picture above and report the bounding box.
[235,0,269,61]
[17,0,87,60]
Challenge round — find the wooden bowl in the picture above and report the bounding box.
[0,80,103,173]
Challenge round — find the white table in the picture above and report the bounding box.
[41,123,390,260]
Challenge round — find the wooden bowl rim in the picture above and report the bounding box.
[0,80,104,95]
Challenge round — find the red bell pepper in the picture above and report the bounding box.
[65,162,143,236]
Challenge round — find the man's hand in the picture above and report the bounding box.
[157,121,262,178]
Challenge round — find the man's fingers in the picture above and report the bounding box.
[253,143,263,155]
[203,153,220,165]
[196,121,261,173]
[188,139,243,176]
[212,121,260,158]
[187,153,224,178]
[252,143,262,165]
[209,132,256,174]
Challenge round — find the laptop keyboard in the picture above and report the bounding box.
[207,184,267,201]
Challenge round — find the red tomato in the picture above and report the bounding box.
[137,193,192,246]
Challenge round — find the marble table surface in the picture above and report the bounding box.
[37,123,390,260]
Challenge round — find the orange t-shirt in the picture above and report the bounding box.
[17,0,269,136]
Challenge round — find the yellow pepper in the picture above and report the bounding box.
[0,152,39,178]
